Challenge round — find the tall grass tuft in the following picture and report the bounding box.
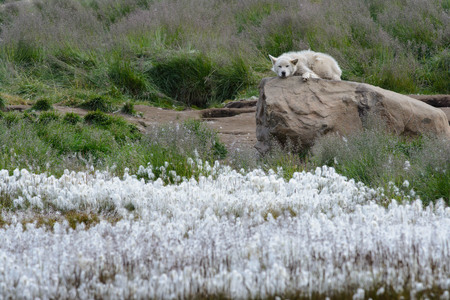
[147,52,216,107]
[109,59,148,97]
[213,57,255,104]
[10,39,43,66]
[0,95,6,111]
[311,120,450,205]
[147,52,254,107]
[38,111,60,124]
[121,101,136,115]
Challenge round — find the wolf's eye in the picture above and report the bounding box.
[286,65,289,67]
[278,66,282,68]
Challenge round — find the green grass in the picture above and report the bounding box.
[310,123,450,205]
[10,39,43,66]
[146,52,254,107]
[32,98,53,111]
[38,111,60,124]
[109,59,148,97]
[1,106,448,204]
[120,101,136,115]
[63,112,82,124]
[146,53,214,107]
[0,111,226,181]
[0,95,5,111]
[78,94,115,112]
[1,0,447,110]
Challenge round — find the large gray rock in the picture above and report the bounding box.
[255,77,450,153]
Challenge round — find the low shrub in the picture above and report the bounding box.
[84,110,113,126]
[121,101,136,115]
[32,98,53,111]
[79,95,115,112]
[38,111,60,124]
[63,112,82,124]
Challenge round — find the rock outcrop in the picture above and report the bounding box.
[256,77,450,154]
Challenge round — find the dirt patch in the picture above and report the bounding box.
[129,104,257,150]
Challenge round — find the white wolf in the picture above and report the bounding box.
[269,50,342,81]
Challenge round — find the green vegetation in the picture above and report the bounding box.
[78,94,115,112]
[121,101,136,115]
[310,121,450,205]
[1,107,448,204]
[0,0,448,226]
[0,0,448,110]
[63,112,82,124]
[31,98,53,111]
[147,53,254,107]
[0,95,6,111]
[38,111,60,124]
[0,111,226,181]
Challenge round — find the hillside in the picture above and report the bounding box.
[1,0,449,110]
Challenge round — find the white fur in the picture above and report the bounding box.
[269,50,342,81]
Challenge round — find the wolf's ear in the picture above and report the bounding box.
[269,55,277,64]
[291,59,298,65]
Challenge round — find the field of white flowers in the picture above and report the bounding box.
[0,164,449,299]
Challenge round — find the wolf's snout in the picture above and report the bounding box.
[281,71,286,77]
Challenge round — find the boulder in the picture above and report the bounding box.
[408,94,450,107]
[255,77,450,154]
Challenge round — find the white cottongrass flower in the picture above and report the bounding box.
[0,166,449,299]
[404,160,411,171]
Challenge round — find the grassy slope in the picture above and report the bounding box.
[0,0,448,109]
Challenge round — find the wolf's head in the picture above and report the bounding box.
[269,55,298,78]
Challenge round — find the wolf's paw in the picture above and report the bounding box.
[302,73,311,81]
[303,72,320,81]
